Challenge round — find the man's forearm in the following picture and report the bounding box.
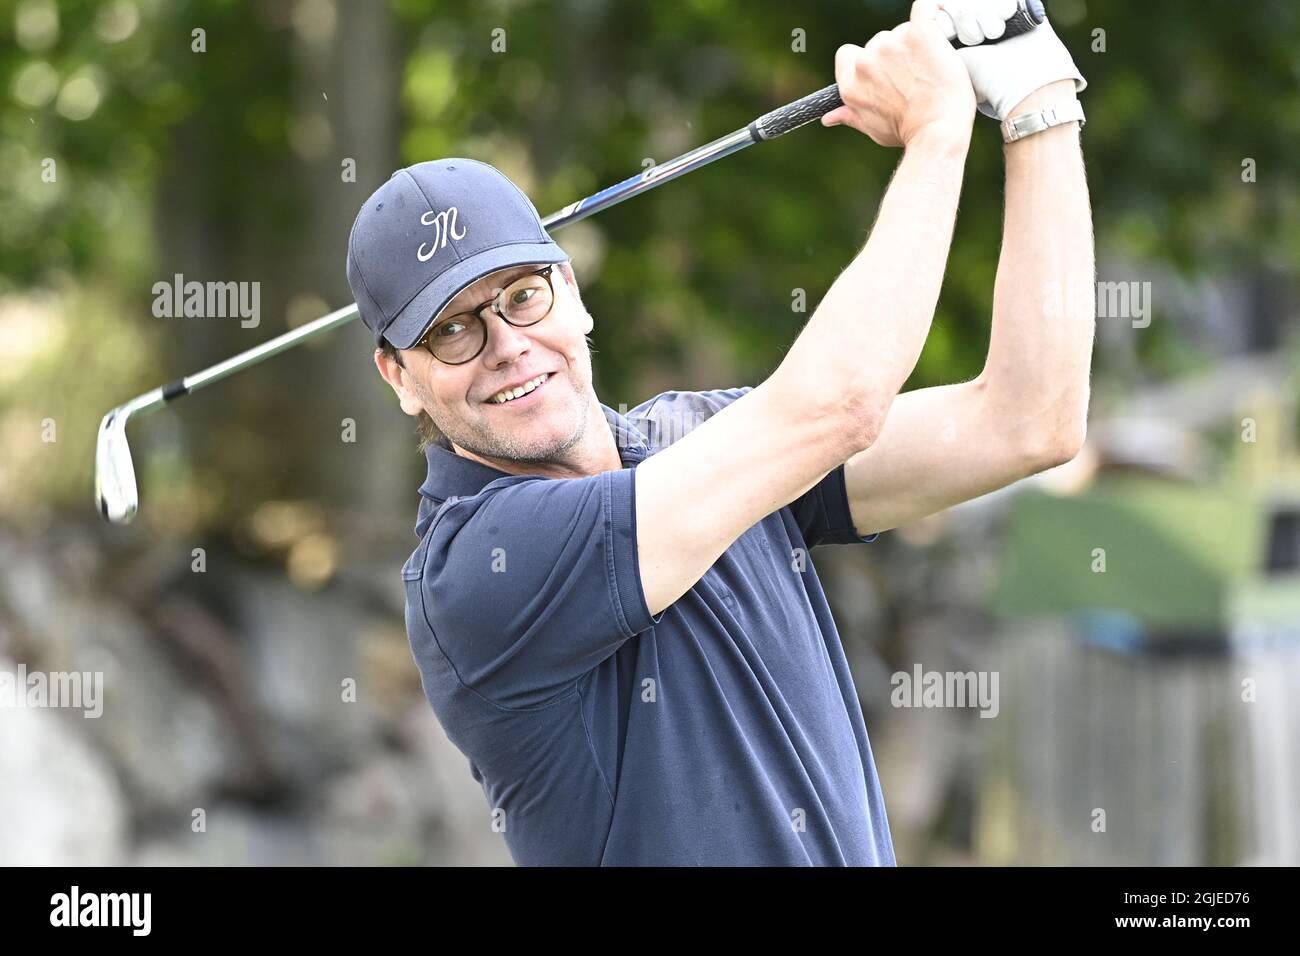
[777,127,970,426]
[980,81,1095,457]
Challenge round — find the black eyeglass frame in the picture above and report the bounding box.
[417,264,558,366]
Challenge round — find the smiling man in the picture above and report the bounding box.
[345,1,1092,866]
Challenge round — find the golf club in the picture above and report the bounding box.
[95,0,1044,525]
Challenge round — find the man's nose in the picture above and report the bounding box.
[482,312,534,365]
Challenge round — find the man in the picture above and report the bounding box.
[344,0,1092,865]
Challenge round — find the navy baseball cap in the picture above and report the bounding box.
[346,159,570,349]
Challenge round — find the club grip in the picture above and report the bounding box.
[749,85,845,143]
[748,0,1046,141]
[994,0,1046,43]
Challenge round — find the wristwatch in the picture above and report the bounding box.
[1001,99,1086,144]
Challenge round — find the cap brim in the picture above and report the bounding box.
[383,242,571,349]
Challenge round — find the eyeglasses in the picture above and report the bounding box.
[418,265,557,365]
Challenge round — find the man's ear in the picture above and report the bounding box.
[556,262,578,299]
[373,348,429,418]
[558,263,594,334]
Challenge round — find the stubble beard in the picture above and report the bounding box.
[427,363,593,465]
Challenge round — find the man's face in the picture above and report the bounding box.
[378,262,597,465]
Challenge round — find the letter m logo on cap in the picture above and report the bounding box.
[417,207,467,262]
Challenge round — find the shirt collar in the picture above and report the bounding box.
[416,402,651,508]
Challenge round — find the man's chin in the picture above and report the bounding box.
[454,412,584,465]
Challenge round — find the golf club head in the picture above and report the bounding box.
[95,406,138,524]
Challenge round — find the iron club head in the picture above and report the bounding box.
[95,405,139,525]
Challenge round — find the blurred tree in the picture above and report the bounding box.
[1,0,1297,532]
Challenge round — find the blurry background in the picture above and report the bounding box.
[1,0,1298,865]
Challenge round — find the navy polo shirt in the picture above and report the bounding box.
[402,387,895,866]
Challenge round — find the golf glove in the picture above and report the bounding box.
[939,0,1087,121]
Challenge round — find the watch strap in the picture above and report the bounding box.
[1001,99,1086,143]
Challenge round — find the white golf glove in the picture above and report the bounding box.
[938,0,1087,121]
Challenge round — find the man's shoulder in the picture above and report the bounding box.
[624,386,754,451]
[405,472,551,574]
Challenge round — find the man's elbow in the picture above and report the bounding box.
[1025,416,1088,472]
[765,372,892,459]
[839,390,893,453]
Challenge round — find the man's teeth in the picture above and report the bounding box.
[489,373,550,404]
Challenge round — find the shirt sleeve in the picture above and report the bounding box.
[410,467,663,709]
[788,462,881,548]
[634,386,880,549]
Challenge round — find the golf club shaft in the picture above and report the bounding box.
[97,1,1045,524]
[151,123,765,407]
[134,1,1043,411]
[148,128,742,409]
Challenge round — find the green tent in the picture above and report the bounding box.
[994,478,1264,631]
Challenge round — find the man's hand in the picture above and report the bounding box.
[821,0,975,149]
[941,0,1087,120]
